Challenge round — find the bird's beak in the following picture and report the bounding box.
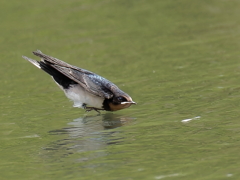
[131,101,137,105]
[121,101,137,105]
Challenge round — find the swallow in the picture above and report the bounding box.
[22,50,136,113]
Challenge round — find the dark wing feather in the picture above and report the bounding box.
[82,73,115,99]
[33,50,90,73]
[33,50,114,99]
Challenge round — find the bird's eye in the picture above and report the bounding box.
[117,96,126,102]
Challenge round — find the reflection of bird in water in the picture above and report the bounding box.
[45,114,135,160]
[69,113,134,132]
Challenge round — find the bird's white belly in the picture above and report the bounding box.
[64,84,104,109]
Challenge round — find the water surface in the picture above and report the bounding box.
[1,0,240,179]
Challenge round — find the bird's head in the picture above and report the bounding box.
[109,94,136,111]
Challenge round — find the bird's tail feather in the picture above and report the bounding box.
[22,54,77,89]
[22,56,41,69]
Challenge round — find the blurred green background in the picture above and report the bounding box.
[1,0,240,179]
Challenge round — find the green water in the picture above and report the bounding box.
[1,0,240,179]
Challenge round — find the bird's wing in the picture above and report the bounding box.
[33,50,90,73]
[33,50,114,99]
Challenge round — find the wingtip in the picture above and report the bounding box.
[32,49,43,56]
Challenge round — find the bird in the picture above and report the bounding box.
[22,50,136,113]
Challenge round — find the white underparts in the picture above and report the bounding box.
[63,84,104,109]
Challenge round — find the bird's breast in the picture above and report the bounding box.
[64,84,104,109]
